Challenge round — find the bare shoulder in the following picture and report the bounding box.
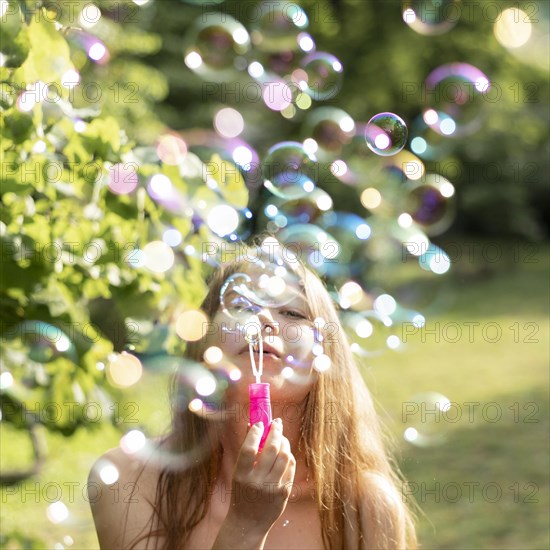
[358,471,403,509]
[356,471,409,549]
[88,445,163,549]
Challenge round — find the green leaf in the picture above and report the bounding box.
[1,110,34,144]
[80,117,122,160]
[0,23,30,68]
[208,154,248,209]
[0,0,23,40]
[13,11,73,84]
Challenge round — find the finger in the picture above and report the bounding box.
[236,422,264,473]
[255,419,283,475]
[268,435,293,479]
[282,451,297,486]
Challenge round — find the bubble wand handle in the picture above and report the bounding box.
[249,382,272,451]
[245,318,272,450]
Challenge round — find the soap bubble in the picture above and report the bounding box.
[265,173,317,201]
[108,356,233,472]
[260,186,334,236]
[14,321,78,366]
[317,211,371,278]
[403,392,453,446]
[409,114,454,160]
[276,224,341,274]
[402,0,462,36]
[302,107,356,160]
[251,2,308,52]
[184,14,250,80]
[260,75,295,111]
[219,258,303,324]
[299,52,343,101]
[181,129,260,191]
[403,175,456,235]
[263,141,317,200]
[252,50,302,77]
[424,63,490,136]
[341,310,397,357]
[365,113,408,156]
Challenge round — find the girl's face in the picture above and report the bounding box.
[205,274,319,399]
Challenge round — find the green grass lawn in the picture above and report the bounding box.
[1,241,549,549]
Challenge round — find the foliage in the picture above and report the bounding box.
[0,1,248,436]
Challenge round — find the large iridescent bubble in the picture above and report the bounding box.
[301,107,356,160]
[104,355,232,476]
[251,2,309,52]
[219,249,303,324]
[316,211,372,279]
[409,114,454,160]
[276,223,341,274]
[262,141,318,200]
[262,186,333,232]
[341,310,398,357]
[402,175,456,235]
[424,63,490,137]
[403,392,453,446]
[299,52,343,101]
[184,14,250,80]
[402,0,462,36]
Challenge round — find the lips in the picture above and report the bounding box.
[239,341,282,359]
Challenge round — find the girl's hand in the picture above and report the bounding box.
[227,418,296,532]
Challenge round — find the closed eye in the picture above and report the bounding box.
[280,310,308,320]
[228,297,258,313]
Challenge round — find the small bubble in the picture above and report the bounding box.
[365,113,408,156]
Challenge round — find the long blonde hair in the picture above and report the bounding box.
[130,241,417,549]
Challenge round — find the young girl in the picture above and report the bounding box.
[89,238,417,549]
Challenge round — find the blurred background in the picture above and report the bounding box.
[0,0,548,548]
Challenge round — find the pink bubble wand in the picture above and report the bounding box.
[244,317,272,451]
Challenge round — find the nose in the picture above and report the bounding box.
[257,307,279,336]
